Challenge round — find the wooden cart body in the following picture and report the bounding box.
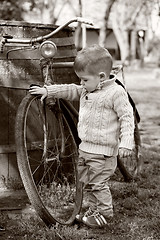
[0,20,78,188]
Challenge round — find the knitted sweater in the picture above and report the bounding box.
[46,75,135,156]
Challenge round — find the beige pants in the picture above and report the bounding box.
[78,149,117,217]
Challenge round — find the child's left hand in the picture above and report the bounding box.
[29,86,48,101]
[118,148,132,158]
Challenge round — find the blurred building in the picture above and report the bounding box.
[23,0,147,62]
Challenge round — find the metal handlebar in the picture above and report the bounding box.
[32,17,93,43]
[1,17,93,46]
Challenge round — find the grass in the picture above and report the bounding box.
[1,176,24,190]
[1,67,160,239]
[0,147,159,240]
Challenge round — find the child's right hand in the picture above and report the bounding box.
[118,147,132,158]
[29,86,48,101]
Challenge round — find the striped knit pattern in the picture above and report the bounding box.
[46,75,135,156]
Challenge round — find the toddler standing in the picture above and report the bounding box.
[29,44,135,228]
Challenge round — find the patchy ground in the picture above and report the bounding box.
[124,67,160,149]
[0,67,160,240]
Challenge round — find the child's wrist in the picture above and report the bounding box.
[44,86,48,97]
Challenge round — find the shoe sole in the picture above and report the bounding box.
[82,217,108,229]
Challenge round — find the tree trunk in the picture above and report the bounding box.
[74,23,82,49]
[111,14,130,62]
[74,0,83,49]
[99,0,116,47]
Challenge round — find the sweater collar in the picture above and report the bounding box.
[83,74,117,94]
[95,74,116,90]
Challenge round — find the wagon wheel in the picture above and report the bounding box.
[15,94,83,227]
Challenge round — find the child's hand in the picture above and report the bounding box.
[118,148,132,158]
[29,86,47,101]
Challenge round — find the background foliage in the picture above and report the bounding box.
[0,0,25,20]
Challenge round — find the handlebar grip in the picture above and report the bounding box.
[76,17,93,26]
[3,35,13,39]
[112,65,123,74]
[0,35,13,52]
[0,40,5,53]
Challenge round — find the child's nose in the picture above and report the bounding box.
[80,80,84,85]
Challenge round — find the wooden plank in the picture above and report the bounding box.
[43,37,74,46]
[0,154,9,187]
[0,88,9,145]
[0,59,40,75]
[0,207,22,211]
[0,47,76,60]
[4,36,75,47]
[0,60,43,88]
[8,89,27,144]
[55,48,77,58]
[0,79,42,90]
[8,153,20,179]
[0,20,71,29]
[0,144,16,154]
[0,48,41,60]
[0,20,75,37]
[6,48,77,60]
[0,140,60,153]
[0,20,73,34]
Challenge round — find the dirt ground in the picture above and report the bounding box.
[124,67,160,149]
[0,190,29,209]
[0,66,160,239]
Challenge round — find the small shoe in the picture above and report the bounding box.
[82,211,108,228]
[75,208,95,223]
[75,213,84,222]
[0,225,5,231]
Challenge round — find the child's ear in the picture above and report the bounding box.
[99,72,106,81]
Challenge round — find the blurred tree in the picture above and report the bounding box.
[0,0,71,23]
[28,0,66,24]
[28,0,80,24]
[99,0,116,47]
[1,0,159,63]
[111,0,147,62]
[111,0,160,62]
[145,0,160,37]
[145,0,160,64]
[28,0,84,48]
[0,0,25,20]
[74,0,83,48]
[100,0,160,63]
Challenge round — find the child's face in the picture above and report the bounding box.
[76,70,101,92]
